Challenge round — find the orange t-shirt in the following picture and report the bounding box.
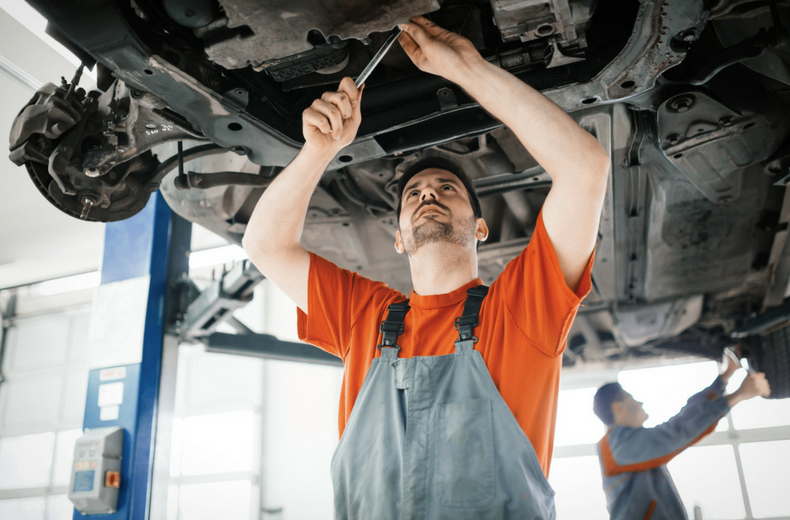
[297,211,593,475]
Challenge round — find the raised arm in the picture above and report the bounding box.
[601,371,770,476]
[399,18,610,291]
[242,78,363,313]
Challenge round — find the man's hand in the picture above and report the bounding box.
[726,372,771,407]
[398,16,483,83]
[738,372,771,399]
[402,15,610,292]
[302,77,363,158]
[244,78,363,313]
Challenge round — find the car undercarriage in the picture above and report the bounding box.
[8,0,790,396]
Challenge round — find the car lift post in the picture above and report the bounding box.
[73,190,345,519]
[76,193,190,520]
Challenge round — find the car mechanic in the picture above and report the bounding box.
[243,16,610,519]
[593,350,771,520]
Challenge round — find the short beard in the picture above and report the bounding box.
[402,214,478,255]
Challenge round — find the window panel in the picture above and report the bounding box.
[548,456,608,519]
[739,440,790,518]
[0,496,46,520]
[51,429,83,486]
[667,444,745,519]
[730,397,790,430]
[167,485,179,520]
[45,495,74,520]
[61,371,88,427]
[7,316,69,372]
[180,411,254,475]
[0,432,55,489]
[183,353,263,410]
[178,481,251,520]
[66,312,91,364]
[169,418,182,478]
[554,388,604,446]
[173,344,191,412]
[261,362,341,520]
[3,376,62,429]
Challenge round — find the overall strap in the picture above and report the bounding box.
[454,285,489,345]
[378,301,409,350]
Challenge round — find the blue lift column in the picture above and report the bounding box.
[75,193,191,520]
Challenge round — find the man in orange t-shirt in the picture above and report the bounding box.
[243,16,610,520]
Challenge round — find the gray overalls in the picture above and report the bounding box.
[330,286,556,520]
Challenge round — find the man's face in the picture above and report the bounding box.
[395,168,481,255]
[614,392,649,427]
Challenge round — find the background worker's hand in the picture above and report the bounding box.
[739,371,771,399]
[302,77,363,158]
[398,16,483,84]
[726,371,770,407]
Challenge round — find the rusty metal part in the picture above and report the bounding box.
[490,0,594,47]
[9,83,83,159]
[81,82,201,178]
[8,76,206,221]
[21,149,160,222]
[204,0,439,69]
[540,0,707,110]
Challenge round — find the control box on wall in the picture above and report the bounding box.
[68,427,123,515]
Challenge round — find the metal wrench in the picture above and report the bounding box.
[355,26,403,88]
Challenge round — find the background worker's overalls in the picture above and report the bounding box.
[597,378,731,520]
[330,286,556,520]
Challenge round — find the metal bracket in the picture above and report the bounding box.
[172,259,264,340]
[169,257,343,366]
[437,87,458,111]
[205,332,342,366]
[221,88,249,112]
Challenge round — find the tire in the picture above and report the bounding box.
[750,326,790,399]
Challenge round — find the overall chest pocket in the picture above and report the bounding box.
[435,398,496,508]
